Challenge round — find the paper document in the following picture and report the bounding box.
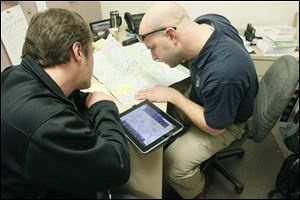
[254,25,296,42]
[93,35,190,105]
[124,42,190,86]
[93,38,106,50]
[35,1,48,12]
[1,5,28,65]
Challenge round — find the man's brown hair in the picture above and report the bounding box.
[22,8,93,67]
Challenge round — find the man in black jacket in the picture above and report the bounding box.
[1,8,130,198]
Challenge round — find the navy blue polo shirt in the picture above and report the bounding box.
[189,14,258,130]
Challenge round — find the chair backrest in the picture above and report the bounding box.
[247,55,299,143]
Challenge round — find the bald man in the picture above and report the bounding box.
[135,2,258,199]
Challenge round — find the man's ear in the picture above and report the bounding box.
[71,42,83,62]
[165,27,177,44]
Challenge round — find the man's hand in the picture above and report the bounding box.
[135,86,179,103]
[136,86,225,136]
[85,92,114,108]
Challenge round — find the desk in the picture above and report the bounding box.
[250,46,299,80]
[238,29,299,80]
[84,62,165,198]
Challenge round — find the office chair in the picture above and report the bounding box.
[200,55,299,193]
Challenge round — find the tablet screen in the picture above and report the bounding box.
[120,101,183,153]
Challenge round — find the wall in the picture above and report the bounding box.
[2,1,299,70]
[100,1,299,29]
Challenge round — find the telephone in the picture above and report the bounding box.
[122,12,145,46]
[124,12,145,34]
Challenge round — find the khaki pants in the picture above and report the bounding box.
[164,87,246,199]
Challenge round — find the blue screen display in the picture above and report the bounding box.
[121,104,176,146]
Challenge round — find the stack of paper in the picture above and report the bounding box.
[93,35,190,105]
[257,37,298,54]
[255,25,296,42]
[255,25,298,54]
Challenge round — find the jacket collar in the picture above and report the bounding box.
[21,55,74,105]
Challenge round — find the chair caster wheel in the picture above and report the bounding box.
[238,151,245,158]
[235,185,244,193]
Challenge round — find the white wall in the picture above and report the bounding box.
[100,1,299,30]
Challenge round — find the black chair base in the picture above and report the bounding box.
[201,147,245,193]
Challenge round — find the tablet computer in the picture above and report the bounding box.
[120,100,183,154]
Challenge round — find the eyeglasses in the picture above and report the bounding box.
[136,27,177,42]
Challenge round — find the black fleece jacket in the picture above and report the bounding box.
[1,55,130,198]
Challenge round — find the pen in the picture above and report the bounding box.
[92,75,100,83]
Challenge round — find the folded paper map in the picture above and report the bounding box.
[93,35,190,105]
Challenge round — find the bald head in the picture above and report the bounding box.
[140,2,190,34]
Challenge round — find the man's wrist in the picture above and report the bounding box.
[169,88,183,105]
